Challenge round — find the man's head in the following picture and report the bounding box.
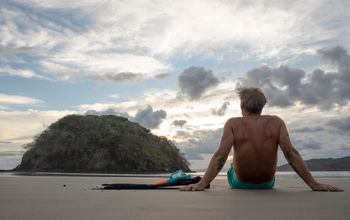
[238,87,266,115]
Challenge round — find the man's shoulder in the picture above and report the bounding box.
[261,115,284,124]
[226,117,243,122]
[227,115,282,120]
[225,115,284,125]
[262,115,282,120]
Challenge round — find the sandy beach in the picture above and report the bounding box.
[0,175,349,220]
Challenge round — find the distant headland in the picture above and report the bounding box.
[277,156,350,171]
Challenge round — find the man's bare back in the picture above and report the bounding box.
[229,115,280,184]
[180,87,343,192]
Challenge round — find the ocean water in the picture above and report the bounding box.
[217,171,350,179]
[1,171,350,179]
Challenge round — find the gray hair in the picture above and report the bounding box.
[238,87,266,114]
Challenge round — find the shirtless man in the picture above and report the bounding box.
[180,87,343,191]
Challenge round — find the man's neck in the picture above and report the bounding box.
[242,112,261,117]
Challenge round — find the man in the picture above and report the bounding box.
[180,87,343,191]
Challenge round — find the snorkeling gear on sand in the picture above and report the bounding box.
[94,170,209,190]
[152,170,191,186]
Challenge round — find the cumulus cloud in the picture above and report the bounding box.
[133,105,167,129]
[84,105,167,129]
[236,46,350,110]
[318,46,350,100]
[178,66,220,100]
[85,108,131,118]
[211,102,230,116]
[171,120,187,127]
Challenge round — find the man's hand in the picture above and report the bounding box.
[179,183,206,191]
[311,182,344,192]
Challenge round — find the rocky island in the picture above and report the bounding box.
[15,115,190,173]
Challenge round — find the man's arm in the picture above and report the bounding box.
[180,119,234,191]
[278,119,343,192]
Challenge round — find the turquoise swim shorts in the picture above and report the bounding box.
[227,167,275,189]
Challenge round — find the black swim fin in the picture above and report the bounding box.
[97,176,210,190]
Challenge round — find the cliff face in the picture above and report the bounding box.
[15,115,190,173]
[277,156,350,171]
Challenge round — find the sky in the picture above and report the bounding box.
[0,0,350,170]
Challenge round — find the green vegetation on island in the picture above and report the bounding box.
[15,115,190,173]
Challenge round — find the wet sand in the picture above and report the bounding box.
[0,175,349,220]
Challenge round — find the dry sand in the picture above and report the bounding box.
[0,175,349,220]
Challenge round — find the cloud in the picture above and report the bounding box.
[0,150,24,158]
[84,105,167,129]
[0,109,75,144]
[0,1,171,82]
[154,73,171,80]
[178,66,220,100]
[317,46,350,100]
[85,108,131,118]
[76,101,141,115]
[134,105,167,129]
[171,120,187,127]
[175,128,223,158]
[2,0,349,84]
[236,46,350,110]
[237,65,303,107]
[326,116,350,135]
[0,150,24,170]
[291,126,325,133]
[109,94,120,99]
[0,93,44,105]
[318,46,348,63]
[0,44,38,55]
[289,137,323,152]
[301,140,322,150]
[0,67,47,79]
[0,105,10,110]
[88,72,144,83]
[182,148,204,160]
[211,102,230,116]
[287,112,350,137]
